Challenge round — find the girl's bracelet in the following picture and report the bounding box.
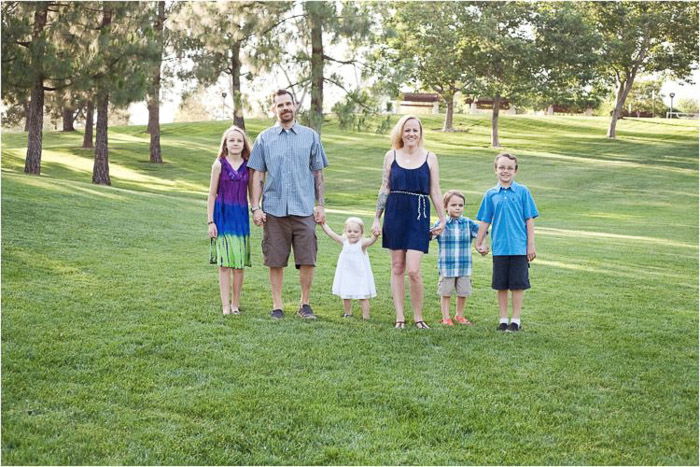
[207,221,214,225]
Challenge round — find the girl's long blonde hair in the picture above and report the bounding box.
[389,115,424,150]
[218,125,252,160]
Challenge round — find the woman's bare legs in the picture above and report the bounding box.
[405,249,425,322]
[390,250,407,324]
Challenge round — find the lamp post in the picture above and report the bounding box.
[669,92,675,118]
[222,92,227,121]
[652,90,655,117]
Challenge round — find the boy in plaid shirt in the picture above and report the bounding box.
[431,190,483,325]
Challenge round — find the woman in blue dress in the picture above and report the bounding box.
[372,115,446,329]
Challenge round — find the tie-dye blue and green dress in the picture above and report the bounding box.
[209,157,251,268]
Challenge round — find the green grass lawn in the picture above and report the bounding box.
[2,114,698,465]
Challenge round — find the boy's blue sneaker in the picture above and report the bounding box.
[270,309,284,319]
[297,304,317,319]
[497,323,508,331]
[507,322,520,332]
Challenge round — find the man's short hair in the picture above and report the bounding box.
[494,153,518,170]
[271,89,295,105]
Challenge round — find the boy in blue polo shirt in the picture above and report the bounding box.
[475,153,538,332]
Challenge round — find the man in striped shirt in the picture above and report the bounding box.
[249,89,329,320]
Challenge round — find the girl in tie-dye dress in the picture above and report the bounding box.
[207,126,252,315]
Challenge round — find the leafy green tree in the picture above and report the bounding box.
[531,2,606,114]
[88,1,159,185]
[289,1,374,133]
[1,1,84,174]
[586,1,699,138]
[624,78,665,117]
[378,2,475,131]
[173,1,290,131]
[459,2,539,147]
[676,97,699,115]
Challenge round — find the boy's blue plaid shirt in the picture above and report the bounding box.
[432,216,481,277]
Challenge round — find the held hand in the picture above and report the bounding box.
[527,247,536,262]
[372,219,382,237]
[476,244,489,256]
[314,206,326,224]
[253,210,266,226]
[429,219,446,237]
[208,223,218,238]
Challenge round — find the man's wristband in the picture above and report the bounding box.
[250,206,260,213]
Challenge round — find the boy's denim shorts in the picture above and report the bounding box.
[492,255,530,291]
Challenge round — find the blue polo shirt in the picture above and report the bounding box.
[248,122,328,217]
[476,181,538,256]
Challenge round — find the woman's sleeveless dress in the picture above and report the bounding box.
[382,151,431,253]
[332,239,377,299]
[209,158,251,268]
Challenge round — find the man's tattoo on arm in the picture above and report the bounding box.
[314,170,325,206]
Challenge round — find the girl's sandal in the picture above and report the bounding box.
[231,308,241,315]
[342,313,353,318]
[394,321,406,329]
[414,320,430,329]
[223,305,232,315]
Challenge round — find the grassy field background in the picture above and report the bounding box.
[2,114,698,465]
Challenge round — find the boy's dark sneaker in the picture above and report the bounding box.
[497,322,508,331]
[297,304,317,319]
[270,309,284,319]
[507,322,520,332]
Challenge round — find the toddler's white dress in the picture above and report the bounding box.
[332,239,377,299]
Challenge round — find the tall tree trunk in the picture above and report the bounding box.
[147,89,162,162]
[309,10,324,133]
[607,77,635,139]
[23,99,30,132]
[24,80,45,175]
[491,94,501,147]
[147,0,164,163]
[62,106,76,131]
[92,91,111,185]
[230,41,245,130]
[23,2,49,175]
[442,93,455,131]
[82,97,94,148]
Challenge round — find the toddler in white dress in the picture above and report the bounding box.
[321,217,379,319]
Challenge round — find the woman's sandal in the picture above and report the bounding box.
[394,321,406,329]
[231,307,241,315]
[342,313,353,318]
[223,305,232,315]
[415,320,430,329]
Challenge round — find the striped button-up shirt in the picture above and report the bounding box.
[248,122,329,217]
[432,216,481,277]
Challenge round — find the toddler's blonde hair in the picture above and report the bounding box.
[344,216,365,234]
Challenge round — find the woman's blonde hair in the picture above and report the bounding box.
[218,125,252,160]
[344,216,365,234]
[389,115,424,149]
